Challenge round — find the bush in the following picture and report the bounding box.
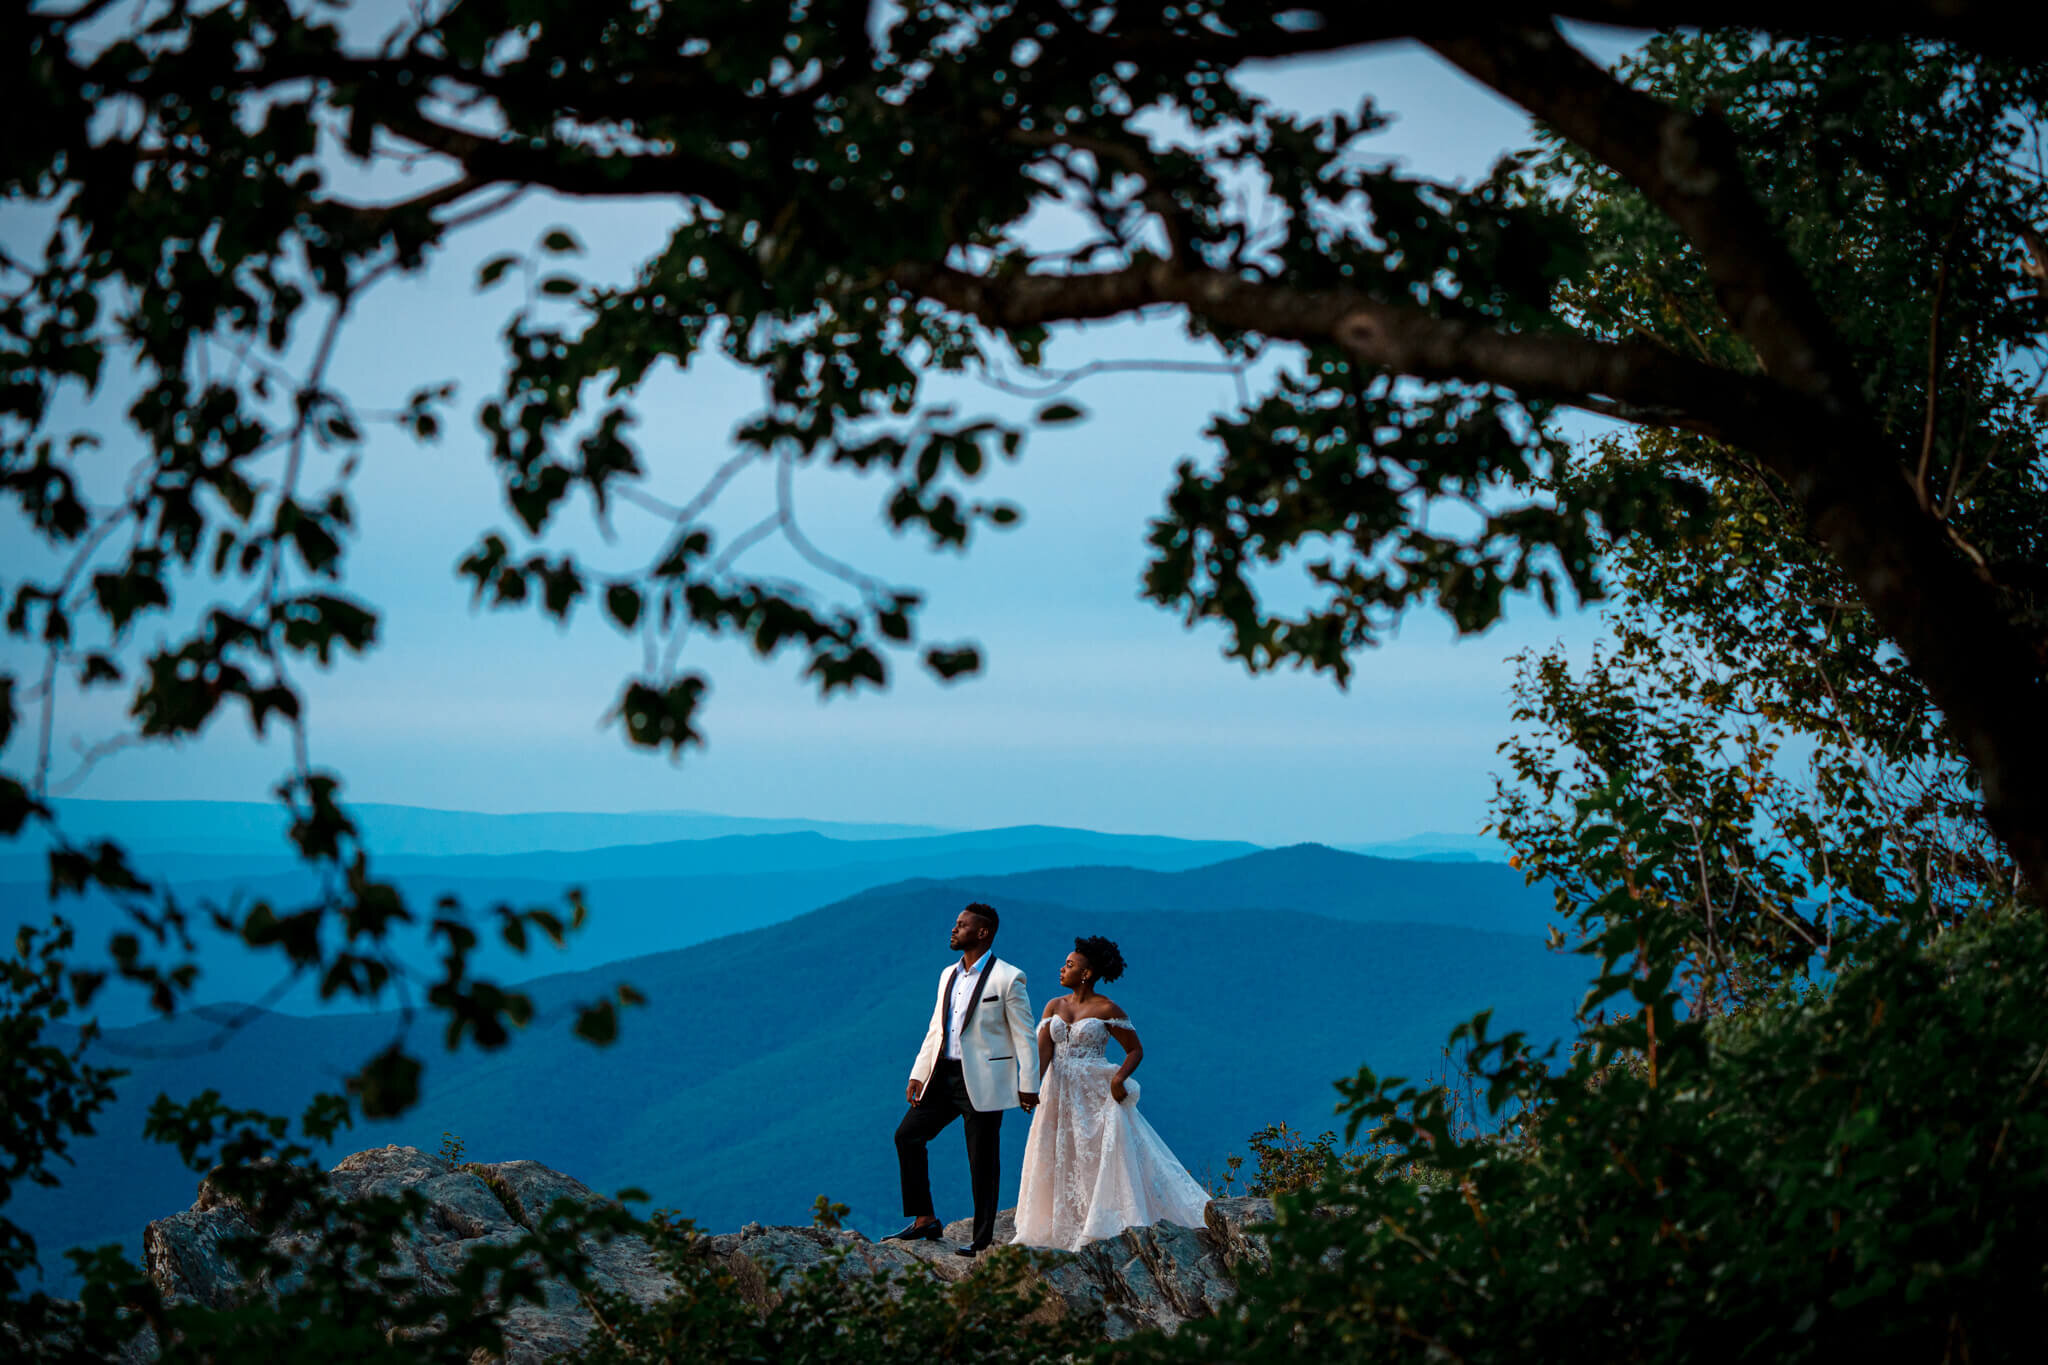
[1122,907,2048,1364]
[571,1214,1092,1365]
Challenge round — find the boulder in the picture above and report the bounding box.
[1203,1196,1277,1274]
[141,1145,676,1365]
[729,1209,1234,1339]
[136,1147,1257,1359]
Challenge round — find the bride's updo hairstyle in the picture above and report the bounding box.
[1073,935,1127,984]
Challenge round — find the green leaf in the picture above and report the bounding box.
[540,228,584,256]
[476,255,520,289]
[1035,401,1086,425]
[574,999,619,1045]
[349,1046,423,1120]
[924,645,981,681]
[605,583,643,631]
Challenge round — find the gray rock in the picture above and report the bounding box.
[133,1147,1259,1358]
[1204,1196,1277,1274]
[942,1207,1018,1247]
[143,1200,258,1311]
[137,1145,674,1365]
[469,1159,673,1309]
[1118,1219,1236,1323]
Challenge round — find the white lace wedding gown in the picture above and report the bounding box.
[1011,1015,1212,1250]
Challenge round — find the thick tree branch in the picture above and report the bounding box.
[889,257,1803,441]
[375,109,752,203]
[894,255,2048,894]
[1420,26,2048,893]
[1078,1,2042,62]
[1428,24,1861,415]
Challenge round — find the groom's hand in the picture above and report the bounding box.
[1018,1091,1038,1112]
[906,1079,924,1104]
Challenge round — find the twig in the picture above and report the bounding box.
[48,734,144,797]
[776,447,894,601]
[706,512,781,577]
[1915,235,1956,508]
[977,356,1248,400]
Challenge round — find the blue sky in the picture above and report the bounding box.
[2,34,1630,848]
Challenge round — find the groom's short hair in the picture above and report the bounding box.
[963,901,1000,935]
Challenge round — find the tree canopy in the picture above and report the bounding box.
[7,0,2045,884]
[4,1,2047,1358]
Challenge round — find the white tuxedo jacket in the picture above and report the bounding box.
[909,954,1040,1111]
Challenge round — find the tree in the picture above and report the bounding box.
[1109,32,2048,1360]
[7,1,2045,889]
[1493,29,2046,1008]
[3,0,2045,1353]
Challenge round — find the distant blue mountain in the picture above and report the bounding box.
[1346,831,1508,862]
[369,826,1262,881]
[1,843,1549,1027]
[12,880,1591,1299]
[2,831,1266,1023]
[891,843,1557,937]
[0,826,1259,896]
[23,799,951,865]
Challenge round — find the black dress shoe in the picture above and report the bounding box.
[954,1243,989,1257]
[883,1221,943,1242]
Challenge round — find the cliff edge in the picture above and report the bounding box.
[139,1145,1276,1362]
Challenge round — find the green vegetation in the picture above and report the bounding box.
[576,1215,1092,1365]
[4,3,2046,1362]
[1122,908,2048,1364]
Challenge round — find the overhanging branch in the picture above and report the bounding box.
[1427,24,1862,419]
[888,257,1802,441]
[1074,2,2043,62]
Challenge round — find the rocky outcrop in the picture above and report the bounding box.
[145,1147,678,1364]
[139,1145,1277,1359]
[705,1200,1260,1341]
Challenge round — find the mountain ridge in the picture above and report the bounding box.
[2,841,1543,1024]
[873,842,1554,937]
[14,882,1591,1297]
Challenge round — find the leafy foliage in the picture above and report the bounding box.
[1,919,123,1300]
[1495,30,2046,1015]
[573,1219,1091,1365]
[3,3,2048,1362]
[1123,869,2048,1362]
[1118,32,2048,1365]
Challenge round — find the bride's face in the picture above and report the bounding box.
[1059,952,1088,987]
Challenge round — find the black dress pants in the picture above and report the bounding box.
[895,1057,1001,1248]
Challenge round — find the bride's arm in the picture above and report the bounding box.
[1106,1018,1142,1101]
[1036,1003,1057,1079]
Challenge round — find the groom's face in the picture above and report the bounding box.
[949,909,990,951]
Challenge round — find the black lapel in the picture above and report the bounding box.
[958,954,998,1032]
[940,965,960,1053]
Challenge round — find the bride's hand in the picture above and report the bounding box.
[1110,1077,1128,1103]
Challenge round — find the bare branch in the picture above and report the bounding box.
[978,357,1249,400]
[1916,221,1965,506]
[775,447,894,603]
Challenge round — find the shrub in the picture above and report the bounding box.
[1123,906,2048,1364]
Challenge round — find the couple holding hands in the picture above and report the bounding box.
[888,902,1211,1255]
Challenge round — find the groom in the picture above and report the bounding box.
[888,901,1039,1255]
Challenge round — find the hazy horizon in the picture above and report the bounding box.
[3,36,1629,852]
[42,793,1497,847]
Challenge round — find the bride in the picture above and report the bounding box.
[1011,935,1212,1250]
